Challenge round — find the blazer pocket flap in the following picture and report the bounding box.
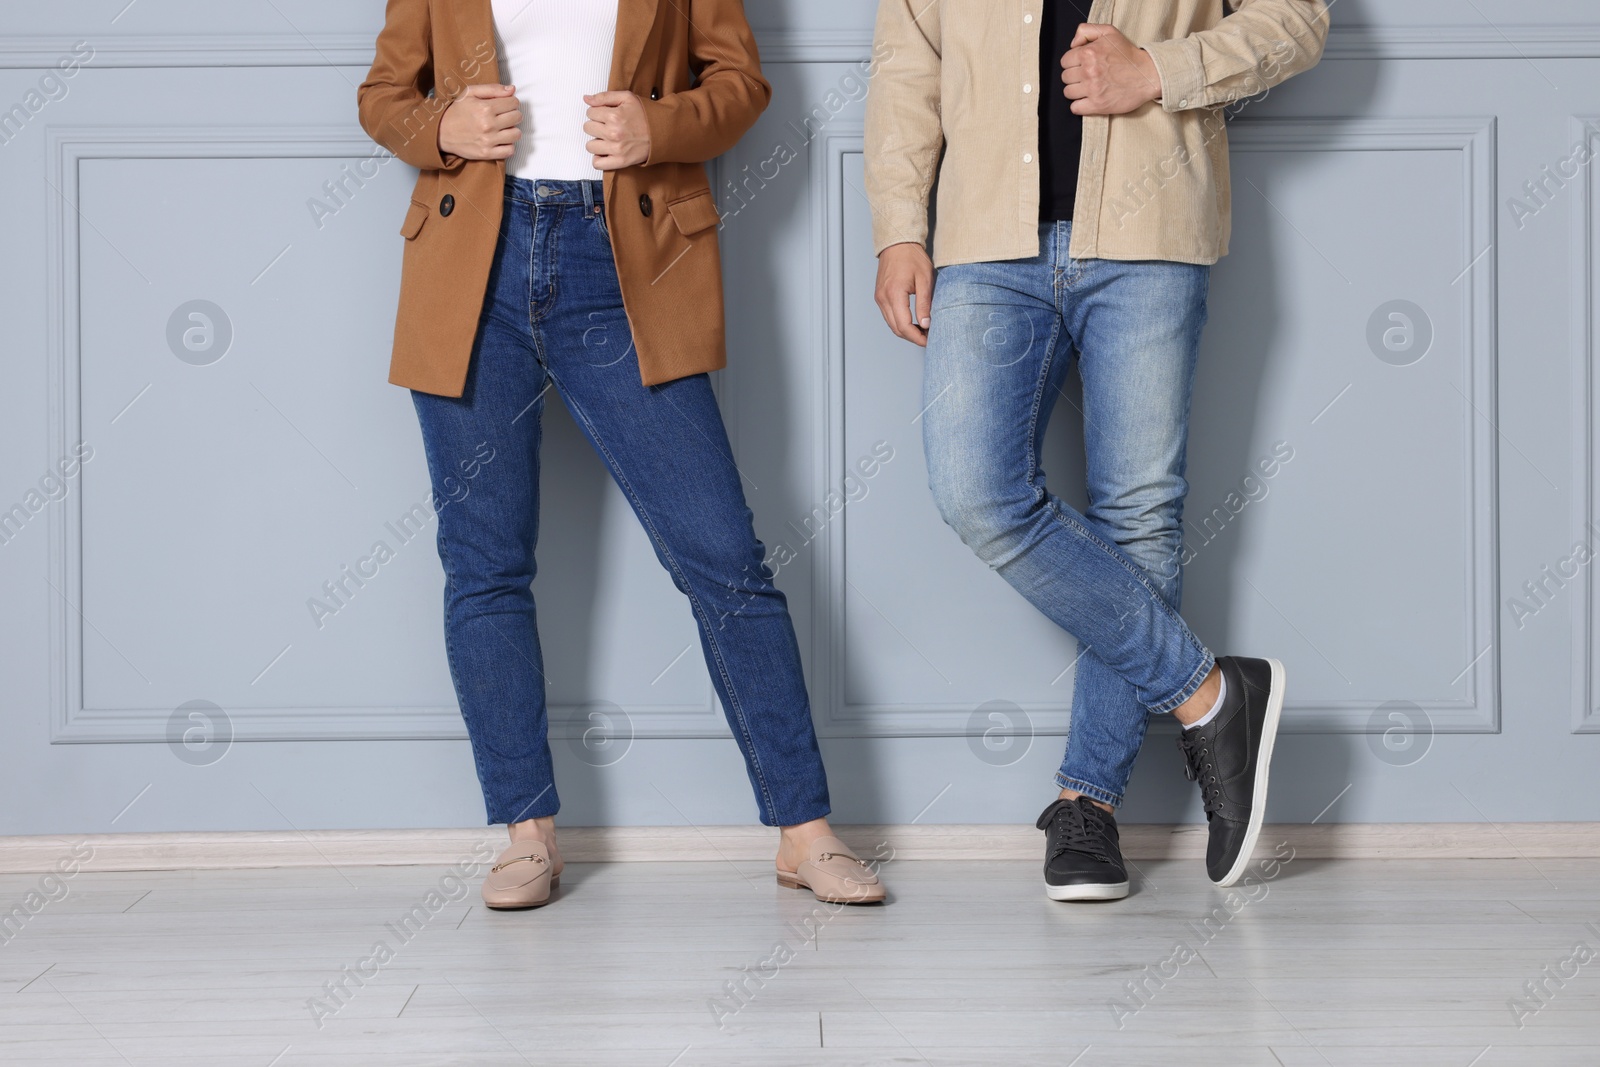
[400,199,429,240]
[666,190,721,236]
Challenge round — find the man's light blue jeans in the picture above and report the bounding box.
[922,220,1216,807]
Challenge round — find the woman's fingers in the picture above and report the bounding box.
[462,82,516,99]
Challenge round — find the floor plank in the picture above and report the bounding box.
[0,859,1597,1065]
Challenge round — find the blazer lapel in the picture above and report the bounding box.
[609,0,661,90]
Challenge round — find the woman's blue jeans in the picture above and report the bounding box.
[922,220,1217,808]
[410,176,830,828]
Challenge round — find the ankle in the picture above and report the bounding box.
[508,816,556,846]
[1057,788,1114,815]
[1173,664,1222,727]
[776,817,831,866]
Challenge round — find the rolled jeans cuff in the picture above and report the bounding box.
[1147,648,1216,715]
[1052,774,1124,809]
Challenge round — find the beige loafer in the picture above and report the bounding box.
[482,839,562,909]
[776,835,886,905]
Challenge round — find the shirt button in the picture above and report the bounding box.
[1023,83,1033,94]
[1179,98,1188,107]
[1023,153,1034,164]
[1024,12,1033,22]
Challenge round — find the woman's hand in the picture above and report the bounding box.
[583,91,653,170]
[439,84,523,160]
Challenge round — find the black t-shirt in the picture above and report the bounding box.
[1039,0,1095,221]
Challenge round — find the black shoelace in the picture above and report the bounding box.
[1176,730,1224,816]
[1046,799,1115,865]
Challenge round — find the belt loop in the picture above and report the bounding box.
[581,180,596,214]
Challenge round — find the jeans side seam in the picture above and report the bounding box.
[437,514,563,824]
[545,371,782,826]
[1036,492,1209,710]
[433,526,481,801]
[1030,491,1212,709]
[436,523,513,824]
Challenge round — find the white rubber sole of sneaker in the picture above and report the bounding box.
[1212,657,1285,889]
[1046,881,1130,902]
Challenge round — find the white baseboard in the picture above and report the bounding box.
[1,824,1597,873]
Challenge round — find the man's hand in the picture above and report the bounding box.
[1062,24,1163,116]
[583,91,652,170]
[875,242,935,347]
[439,84,522,160]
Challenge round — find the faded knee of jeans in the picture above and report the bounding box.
[1090,503,1185,586]
[927,466,1039,568]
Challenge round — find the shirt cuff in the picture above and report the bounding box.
[872,199,932,257]
[1140,39,1207,113]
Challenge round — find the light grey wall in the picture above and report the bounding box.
[1,0,1596,834]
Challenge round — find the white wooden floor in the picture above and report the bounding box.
[1,856,1598,1065]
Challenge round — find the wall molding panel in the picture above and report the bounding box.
[3,1,1594,831]
[1224,116,1502,734]
[42,127,456,745]
[809,118,1500,737]
[1573,114,1600,734]
[754,24,1600,63]
[6,23,1600,71]
[42,126,722,744]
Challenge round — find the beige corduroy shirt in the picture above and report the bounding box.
[863,0,1331,267]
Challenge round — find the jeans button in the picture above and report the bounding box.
[439,194,455,217]
[639,194,653,217]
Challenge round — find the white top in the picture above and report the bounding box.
[489,0,618,181]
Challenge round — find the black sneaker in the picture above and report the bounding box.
[1036,795,1129,901]
[1176,655,1286,887]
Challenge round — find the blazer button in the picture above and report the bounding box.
[439,194,455,217]
[649,87,661,101]
[639,194,653,217]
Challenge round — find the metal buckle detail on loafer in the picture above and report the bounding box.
[491,854,548,873]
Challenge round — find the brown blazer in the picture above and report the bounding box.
[357,0,771,397]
